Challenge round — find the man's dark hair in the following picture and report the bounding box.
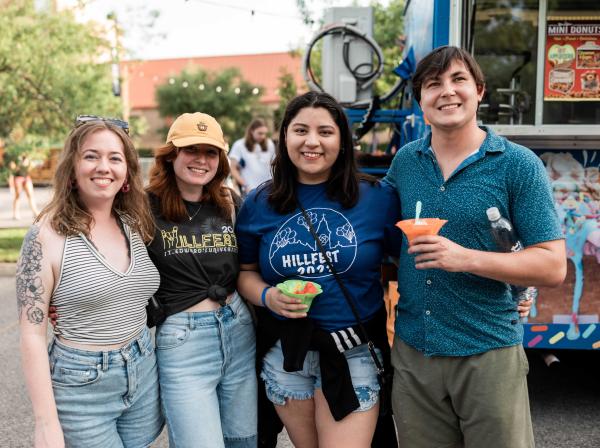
[412,46,485,103]
[264,91,374,214]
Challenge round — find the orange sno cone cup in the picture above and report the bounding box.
[396,218,447,244]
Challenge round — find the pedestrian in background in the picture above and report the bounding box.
[229,118,275,196]
[9,153,40,220]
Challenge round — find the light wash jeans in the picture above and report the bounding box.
[48,327,164,448]
[156,292,257,448]
[262,339,381,411]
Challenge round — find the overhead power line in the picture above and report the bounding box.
[189,0,304,21]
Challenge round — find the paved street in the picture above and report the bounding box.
[0,186,52,229]
[529,350,600,447]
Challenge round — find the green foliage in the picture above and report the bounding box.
[273,68,299,131]
[0,1,122,143]
[295,0,318,25]
[1,134,53,181]
[136,148,154,158]
[128,115,149,144]
[372,0,406,96]
[3,135,51,160]
[0,228,28,263]
[155,67,262,141]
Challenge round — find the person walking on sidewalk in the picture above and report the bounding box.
[384,46,566,448]
[9,153,40,220]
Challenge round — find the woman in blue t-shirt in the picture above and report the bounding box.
[236,91,401,447]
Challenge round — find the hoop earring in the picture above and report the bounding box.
[121,181,130,193]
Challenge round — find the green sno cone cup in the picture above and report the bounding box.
[276,280,323,312]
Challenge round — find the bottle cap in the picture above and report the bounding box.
[486,207,501,221]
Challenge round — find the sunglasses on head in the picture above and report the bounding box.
[74,115,130,134]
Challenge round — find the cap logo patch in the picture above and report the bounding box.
[197,122,208,132]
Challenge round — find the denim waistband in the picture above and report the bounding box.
[164,291,246,326]
[48,327,153,369]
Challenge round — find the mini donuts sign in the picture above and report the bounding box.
[545,19,600,101]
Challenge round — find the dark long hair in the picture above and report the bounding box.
[267,91,374,214]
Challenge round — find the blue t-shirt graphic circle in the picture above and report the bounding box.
[269,208,358,279]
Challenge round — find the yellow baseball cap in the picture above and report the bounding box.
[166,112,228,153]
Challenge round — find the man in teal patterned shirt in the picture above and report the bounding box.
[384,46,566,448]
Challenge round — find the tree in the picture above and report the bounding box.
[155,67,263,141]
[0,1,122,144]
[273,67,299,131]
[372,0,406,96]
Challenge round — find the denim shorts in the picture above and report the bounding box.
[48,327,164,448]
[156,292,257,448]
[261,339,381,412]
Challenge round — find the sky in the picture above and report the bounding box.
[61,0,389,60]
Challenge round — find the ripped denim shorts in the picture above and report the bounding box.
[261,339,381,412]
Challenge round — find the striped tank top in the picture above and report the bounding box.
[51,222,160,345]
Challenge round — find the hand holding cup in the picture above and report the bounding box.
[267,280,322,318]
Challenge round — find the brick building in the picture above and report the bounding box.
[122,52,305,150]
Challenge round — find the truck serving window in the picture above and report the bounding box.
[465,0,539,126]
[464,0,599,127]
[543,0,599,125]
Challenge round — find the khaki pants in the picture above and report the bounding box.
[391,338,534,448]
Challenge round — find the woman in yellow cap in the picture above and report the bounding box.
[145,112,257,447]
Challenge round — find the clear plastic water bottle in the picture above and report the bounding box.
[486,207,538,316]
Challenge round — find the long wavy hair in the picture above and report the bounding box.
[146,142,234,222]
[266,91,374,214]
[37,121,154,241]
[244,118,269,152]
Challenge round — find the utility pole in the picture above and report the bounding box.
[107,11,129,121]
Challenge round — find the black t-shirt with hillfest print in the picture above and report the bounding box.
[146,193,240,318]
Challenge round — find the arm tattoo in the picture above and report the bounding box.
[16,226,46,325]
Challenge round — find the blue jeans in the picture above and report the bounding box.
[48,328,164,448]
[156,293,257,448]
[262,340,381,412]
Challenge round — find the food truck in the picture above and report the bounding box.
[316,0,600,350]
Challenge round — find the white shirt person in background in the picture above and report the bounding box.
[229,118,275,195]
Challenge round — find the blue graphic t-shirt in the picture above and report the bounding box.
[236,180,401,331]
